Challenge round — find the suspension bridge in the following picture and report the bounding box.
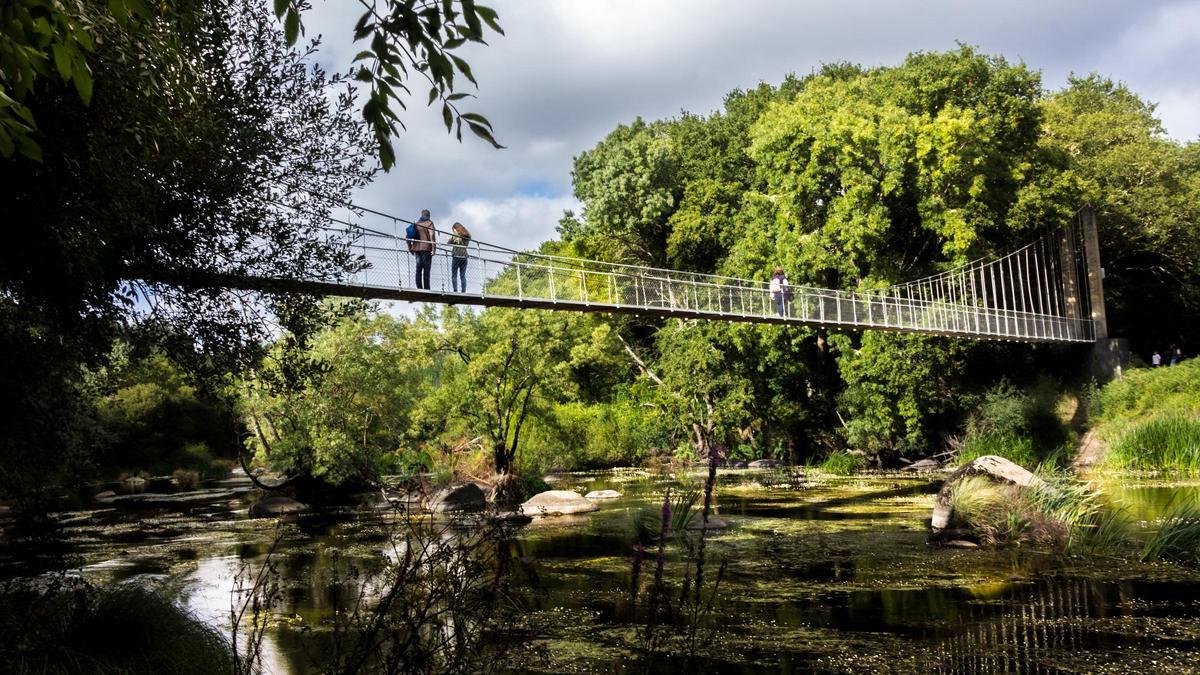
[197,205,1108,344]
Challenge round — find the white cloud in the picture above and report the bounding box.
[297,0,1199,265]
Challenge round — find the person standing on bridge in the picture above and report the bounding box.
[408,209,436,289]
[448,222,471,292]
[770,266,791,316]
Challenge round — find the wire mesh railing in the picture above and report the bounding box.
[321,224,1094,343]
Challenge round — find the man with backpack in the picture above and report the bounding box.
[407,209,436,290]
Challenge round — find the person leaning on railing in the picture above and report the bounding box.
[408,209,437,289]
[770,266,791,316]
[448,222,472,293]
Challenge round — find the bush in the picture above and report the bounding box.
[956,379,1070,468]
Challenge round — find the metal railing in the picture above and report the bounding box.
[309,223,1096,343]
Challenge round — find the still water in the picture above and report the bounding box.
[45,470,1200,672]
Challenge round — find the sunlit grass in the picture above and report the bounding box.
[815,451,865,475]
[1103,414,1200,474]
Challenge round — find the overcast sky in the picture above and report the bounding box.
[305,0,1200,254]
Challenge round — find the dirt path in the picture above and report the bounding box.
[1071,428,1107,472]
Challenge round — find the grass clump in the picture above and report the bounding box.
[1140,495,1200,564]
[948,471,1131,552]
[1090,360,1200,474]
[955,432,1039,468]
[816,451,865,475]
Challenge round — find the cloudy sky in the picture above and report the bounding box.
[305,0,1200,253]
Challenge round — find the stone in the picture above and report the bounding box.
[427,483,487,513]
[122,476,147,490]
[686,515,729,530]
[94,490,117,501]
[495,510,533,525]
[585,489,622,500]
[725,460,748,469]
[942,539,980,549]
[748,459,782,469]
[930,455,1047,533]
[249,496,309,517]
[520,490,599,516]
[904,459,940,472]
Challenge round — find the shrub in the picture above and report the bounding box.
[956,378,1070,468]
[955,432,1038,468]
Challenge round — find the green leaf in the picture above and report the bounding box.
[449,54,475,85]
[442,103,453,132]
[445,92,473,101]
[354,67,373,82]
[466,120,504,148]
[475,5,504,35]
[352,50,374,62]
[284,8,301,46]
[459,112,492,130]
[427,86,439,106]
[428,52,453,84]
[16,133,42,161]
[379,139,395,171]
[273,0,290,19]
[72,62,93,104]
[0,126,14,157]
[52,44,73,82]
[461,0,483,39]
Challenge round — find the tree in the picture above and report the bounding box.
[1,0,373,499]
[241,309,438,486]
[1040,75,1200,346]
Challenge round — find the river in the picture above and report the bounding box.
[31,469,1200,673]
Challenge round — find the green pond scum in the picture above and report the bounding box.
[4,470,1200,673]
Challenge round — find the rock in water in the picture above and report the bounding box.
[686,515,729,530]
[930,455,1046,533]
[584,489,622,500]
[428,483,487,513]
[94,490,117,501]
[904,458,941,472]
[521,490,599,516]
[725,460,748,469]
[748,459,781,469]
[250,496,309,517]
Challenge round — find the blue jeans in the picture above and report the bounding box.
[414,251,432,289]
[451,256,467,292]
[774,294,785,316]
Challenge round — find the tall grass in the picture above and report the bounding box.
[1103,414,1200,473]
[1140,495,1200,564]
[816,451,865,475]
[955,432,1039,468]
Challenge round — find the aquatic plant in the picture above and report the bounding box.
[817,451,865,475]
[1140,495,1200,564]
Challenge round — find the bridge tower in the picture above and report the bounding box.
[1076,205,1129,380]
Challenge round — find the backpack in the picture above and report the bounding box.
[782,278,794,301]
[405,222,420,251]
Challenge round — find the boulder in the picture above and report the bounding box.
[521,490,599,516]
[94,490,117,501]
[686,515,729,530]
[495,510,534,525]
[584,489,622,500]
[904,458,941,472]
[725,460,748,469]
[249,496,309,517]
[748,459,782,469]
[428,483,487,513]
[930,455,1046,533]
